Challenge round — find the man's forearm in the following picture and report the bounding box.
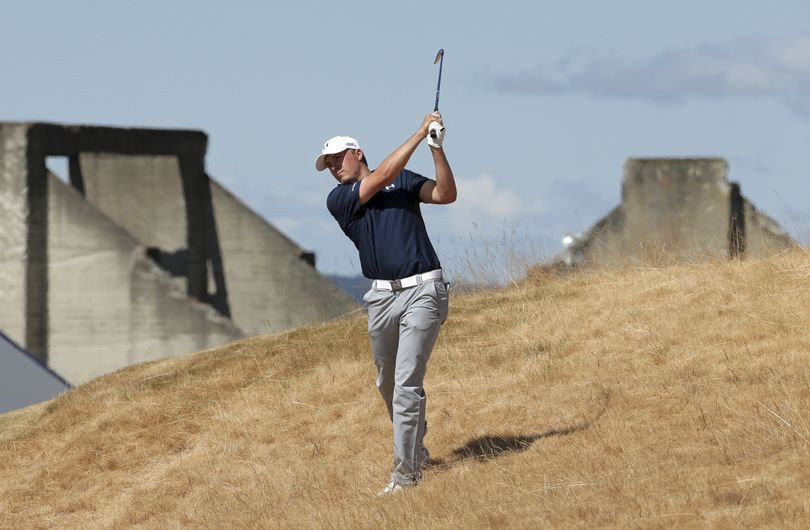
[357,128,427,205]
[431,147,457,204]
[374,131,425,184]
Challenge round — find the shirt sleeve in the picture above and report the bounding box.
[327,181,363,229]
[401,169,432,201]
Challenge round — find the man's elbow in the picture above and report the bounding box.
[435,191,457,204]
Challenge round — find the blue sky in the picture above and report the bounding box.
[4,1,809,279]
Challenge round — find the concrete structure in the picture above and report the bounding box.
[558,158,795,268]
[0,330,69,414]
[0,122,356,386]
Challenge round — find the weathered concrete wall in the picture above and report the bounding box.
[79,154,186,251]
[744,203,795,258]
[559,207,625,268]
[621,158,731,261]
[0,124,28,350]
[1,121,357,388]
[78,152,356,334]
[126,249,242,365]
[79,154,188,292]
[47,173,243,385]
[210,180,357,334]
[557,158,795,268]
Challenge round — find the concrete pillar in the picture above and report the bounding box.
[0,124,30,354]
[68,154,85,195]
[178,153,211,304]
[24,132,49,361]
[729,182,745,258]
[622,158,731,261]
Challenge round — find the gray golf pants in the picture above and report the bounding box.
[363,278,449,484]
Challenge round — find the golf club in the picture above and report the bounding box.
[430,49,444,141]
[433,48,444,112]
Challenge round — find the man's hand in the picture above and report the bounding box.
[418,110,456,204]
[419,111,441,137]
[427,121,445,148]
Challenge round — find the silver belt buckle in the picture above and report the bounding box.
[390,279,402,291]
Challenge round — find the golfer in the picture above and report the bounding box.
[316,111,456,495]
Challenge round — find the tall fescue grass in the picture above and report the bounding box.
[1,249,809,528]
[440,221,556,291]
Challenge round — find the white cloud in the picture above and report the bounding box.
[458,175,524,218]
[495,36,810,116]
[425,175,530,233]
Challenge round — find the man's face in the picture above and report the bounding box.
[324,149,363,183]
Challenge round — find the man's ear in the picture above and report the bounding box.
[354,148,364,161]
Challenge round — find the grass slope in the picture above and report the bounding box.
[1,251,809,528]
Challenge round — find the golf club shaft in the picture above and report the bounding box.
[434,50,444,111]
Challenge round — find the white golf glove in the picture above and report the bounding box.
[427,121,445,148]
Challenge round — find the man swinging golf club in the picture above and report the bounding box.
[316,106,455,495]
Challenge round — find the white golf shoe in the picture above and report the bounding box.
[377,475,421,497]
[377,447,430,496]
[377,481,406,497]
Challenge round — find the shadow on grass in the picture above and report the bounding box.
[428,388,610,469]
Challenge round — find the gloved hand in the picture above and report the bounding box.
[427,121,445,149]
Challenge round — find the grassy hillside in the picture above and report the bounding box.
[1,250,809,528]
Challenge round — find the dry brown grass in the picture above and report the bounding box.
[2,250,810,528]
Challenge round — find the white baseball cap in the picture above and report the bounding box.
[315,135,360,171]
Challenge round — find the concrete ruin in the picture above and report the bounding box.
[0,122,356,386]
[557,158,795,268]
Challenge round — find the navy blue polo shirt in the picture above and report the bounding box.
[327,169,442,280]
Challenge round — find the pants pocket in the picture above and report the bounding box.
[432,281,450,324]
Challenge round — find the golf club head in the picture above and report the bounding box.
[434,48,444,64]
